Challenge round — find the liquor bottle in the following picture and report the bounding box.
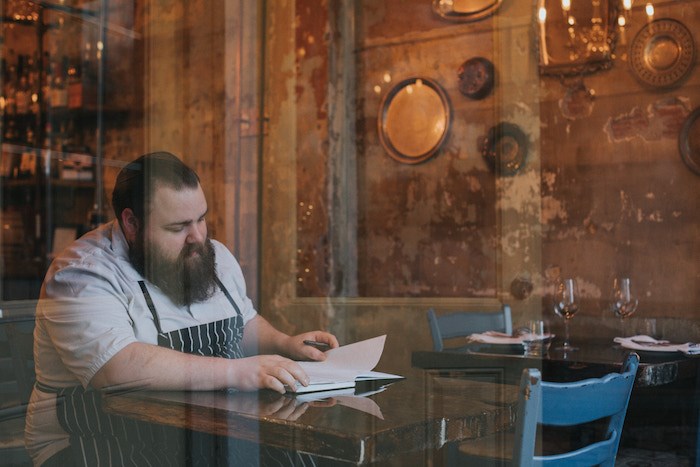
[16,75,32,117]
[67,60,83,109]
[28,53,40,115]
[42,52,52,109]
[50,59,68,109]
[86,203,106,230]
[4,59,17,117]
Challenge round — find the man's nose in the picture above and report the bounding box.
[186,223,206,243]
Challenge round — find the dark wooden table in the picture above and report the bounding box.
[103,376,518,465]
[412,337,700,388]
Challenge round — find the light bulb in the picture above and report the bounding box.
[645,2,654,18]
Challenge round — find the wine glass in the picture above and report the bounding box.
[610,277,638,336]
[553,278,579,352]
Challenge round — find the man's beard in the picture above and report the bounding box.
[129,233,218,307]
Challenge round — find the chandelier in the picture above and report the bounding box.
[536,0,655,75]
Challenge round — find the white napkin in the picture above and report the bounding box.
[614,335,700,355]
[467,331,524,345]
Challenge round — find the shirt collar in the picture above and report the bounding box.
[109,219,143,281]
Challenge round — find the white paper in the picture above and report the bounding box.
[287,335,393,393]
[298,335,387,383]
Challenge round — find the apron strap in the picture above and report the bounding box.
[138,280,164,334]
[214,277,243,318]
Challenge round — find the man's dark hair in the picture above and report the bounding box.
[112,151,200,225]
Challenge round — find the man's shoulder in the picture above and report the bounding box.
[211,239,236,263]
[48,222,130,279]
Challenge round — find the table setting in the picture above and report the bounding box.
[466,321,555,357]
[613,335,700,356]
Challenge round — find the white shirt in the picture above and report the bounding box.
[25,220,257,465]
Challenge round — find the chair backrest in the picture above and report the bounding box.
[0,315,36,408]
[512,353,640,467]
[0,315,36,465]
[427,305,512,351]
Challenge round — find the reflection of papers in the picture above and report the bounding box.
[290,335,394,393]
[294,385,389,419]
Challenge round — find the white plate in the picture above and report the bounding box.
[615,336,685,353]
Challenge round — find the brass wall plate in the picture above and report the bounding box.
[630,18,695,88]
[378,77,451,165]
[481,122,528,176]
[432,0,503,22]
[457,57,495,100]
[679,106,700,176]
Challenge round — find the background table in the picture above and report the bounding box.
[412,337,699,387]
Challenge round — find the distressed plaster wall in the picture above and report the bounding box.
[262,0,700,376]
[539,1,700,316]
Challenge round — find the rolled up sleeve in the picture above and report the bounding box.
[39,269,138,388]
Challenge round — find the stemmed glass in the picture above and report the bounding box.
[553,278,580,352]
[610,277,638,335]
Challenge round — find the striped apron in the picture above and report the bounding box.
[41,277,318,466]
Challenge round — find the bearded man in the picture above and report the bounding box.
[25,152,338,466]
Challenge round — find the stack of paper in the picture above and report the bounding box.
[288,335,403,393]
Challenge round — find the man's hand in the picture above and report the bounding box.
[231,355,310,394]
[282,331,340,361]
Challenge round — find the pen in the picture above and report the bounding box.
[303,340,331,351]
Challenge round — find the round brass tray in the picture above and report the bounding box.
[679,106,700,176]
[432,0,502,22]
[458,57,495,100]
[481,122,528,176]
[378,77,451,165]
[629,18,695,88]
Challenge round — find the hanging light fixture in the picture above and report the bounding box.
[537,0,655,74]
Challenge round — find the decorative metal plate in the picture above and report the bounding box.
[630,18,695,88]
[378,77,451,165]
[481,122,528,176]
[457,57,495,100]
[679,106,700,176]
[432,0,502,22]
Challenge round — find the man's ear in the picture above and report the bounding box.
[120,208,141,243]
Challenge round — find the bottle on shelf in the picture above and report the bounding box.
[50,58,68,110]
[67,59,83,109]
[15,56,32,116]
[86,203,106,231]
[28,53,41,115]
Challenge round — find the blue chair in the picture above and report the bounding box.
[427,305,512,351]
[0,316,36,466]
[455,353,640,467]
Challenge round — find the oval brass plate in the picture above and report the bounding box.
[481,122,528,176]
[378,77,451,164]
[679,106,700,176]
[630,18,695,88]
[432,0,502,22]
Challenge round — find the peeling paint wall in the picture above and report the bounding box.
[288,0,699,316]
[261,0,700,375]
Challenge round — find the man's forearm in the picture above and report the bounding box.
[241,315,291,356]
[90,342,237,390]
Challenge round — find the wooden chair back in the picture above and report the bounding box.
[513,353,639,467]
[427,305,512,351]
